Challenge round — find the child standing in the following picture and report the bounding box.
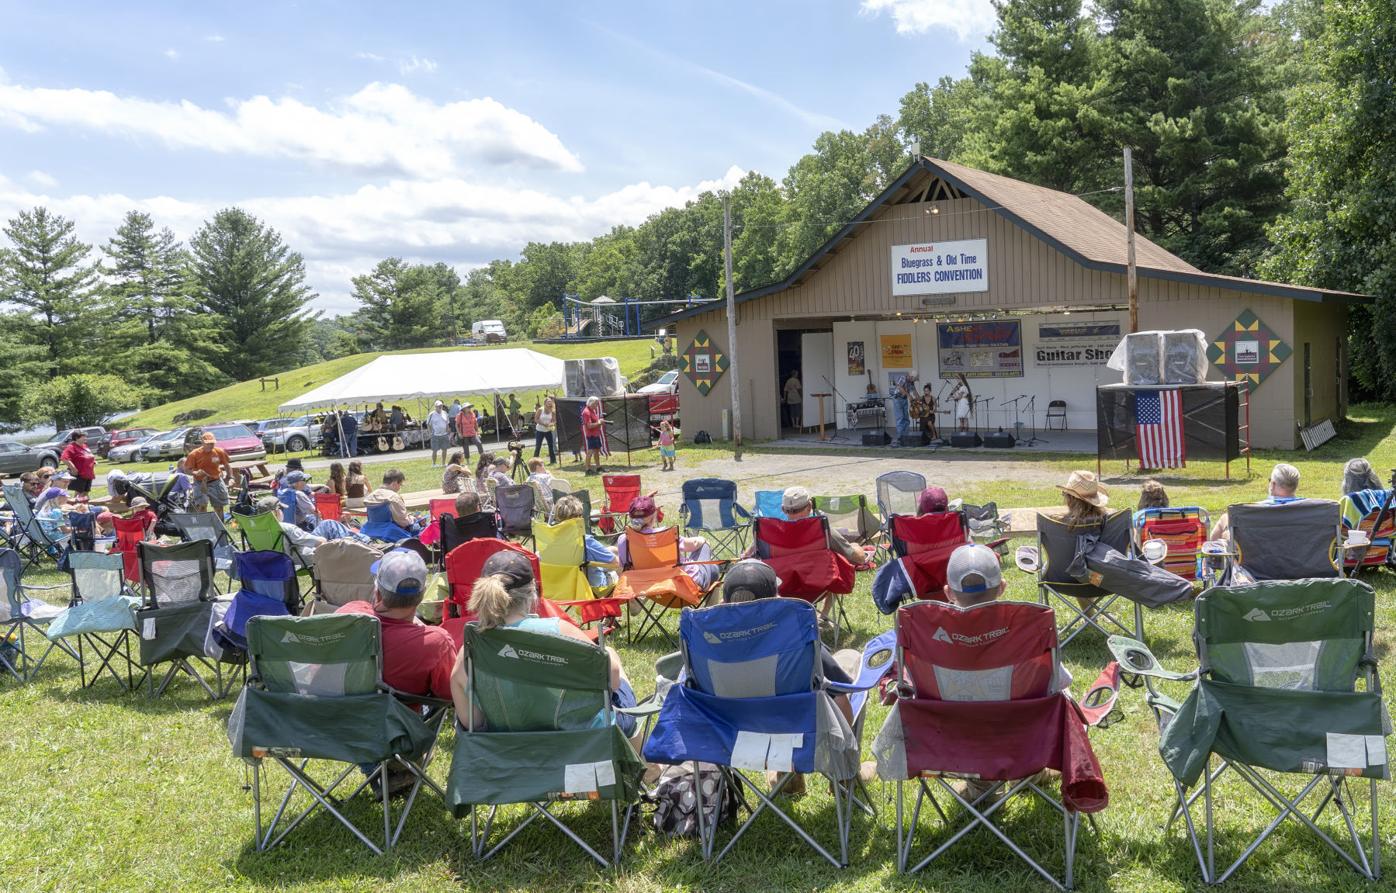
[657,420,677,471]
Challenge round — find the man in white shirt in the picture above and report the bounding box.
[427,400,451,466]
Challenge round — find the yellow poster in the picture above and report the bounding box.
[880,333,913,369]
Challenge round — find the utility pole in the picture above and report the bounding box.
[723,194,743,460]
[1124,146,1139,333]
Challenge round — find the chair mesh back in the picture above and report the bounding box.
[439,512,498,554]
[1038,511,1132,595]
[311,539,379,607]
[139,540,213,608]
[624,526,680,570]
[680,599,819,698]
[248,613,381,696]
[682,478,740,530]
[235,550,300,612]
[495,484,535,532]
[464,624,608,731]
[4,483,40,538]
[1229,499,1341,580]
[754,490,787,520]
[1197,579,1373,692]
[898,600,1058,701]
[69,551,126,602]
[876,472,927,519]
[815,495,873,541]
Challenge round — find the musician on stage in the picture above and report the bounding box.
[889,369,919,448]
[951,375,972,433]
[912,382,938,444]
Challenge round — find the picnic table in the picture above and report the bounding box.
[230,461,274,491]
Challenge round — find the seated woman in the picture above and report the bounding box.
[345,460,369,510]
[1343,457,1382,495]
[448,549,637,736]
[441,450,469,494]
[1137,479,1170,510]
[1057,470,1110,611]
[553,495,619,591]
[916,485,949,515]
[617,495,718,590]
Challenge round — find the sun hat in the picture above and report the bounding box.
[1057,470,1109,507]
[128,496,150,511]
[371,548,428,599]
[945,543,1003,594]
[200,432,216,444]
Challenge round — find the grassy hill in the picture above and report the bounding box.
[126,339,662,429]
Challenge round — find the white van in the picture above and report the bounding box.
[472,320,507,343]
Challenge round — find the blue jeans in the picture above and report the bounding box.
[892,397,910,442]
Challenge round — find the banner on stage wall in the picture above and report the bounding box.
[891,239,989,297]
[847,341,865,375]
[937,320,1023,379]
[1034,321,1120,367]
[880,333,913,369]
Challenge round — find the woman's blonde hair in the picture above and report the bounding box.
[553,495,583,522]
[1137,479,1169,510]
[1063,493,1107,526]
[469,573,536,629]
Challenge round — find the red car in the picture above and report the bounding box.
[183,423,268,461]
[99,427,158,458]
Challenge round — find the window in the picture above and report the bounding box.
[211,425,254,439]
[0,442,21,454]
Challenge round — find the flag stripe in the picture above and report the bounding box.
[1136,390,1184,468]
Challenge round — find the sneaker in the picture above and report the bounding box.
[766,771,806,797]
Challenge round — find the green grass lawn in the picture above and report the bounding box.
[5,407,1396,891]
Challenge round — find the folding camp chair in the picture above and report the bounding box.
[1107,578,1387,883]
[211,551,302,656]
[360,501,413,543]
[0,548,75,682]
[875,471,927,522]
[642,598,872,867]
[440,539,573,646]
[168,511,239,577]
[1225,498,1344,584]
[961,501,1008,545]
[427,497,456,524]
[233,509,314,590]
[871,512,970,613]
[751,516,856,645]
[448,622,644,867]
[314,491,344,522]
[494,484,535,546]
[1134,506,1210,581]
[1028,511,1143,648]
[136,540,227,699]
[527,478,555,520]
[598,474,652,536]
[230,612,448,855]
[753,490,787,520]
[614,526,715,645]
[535,517,594,604]
[680,478,752,559]
[439,511,499,556]
[110,516,147,586]
[3,482,66,571]
[307,539,379,615]
[46,550,143,690]
[875,599,1115,890]
[1338,489,1393,572]
[814,494,880,549]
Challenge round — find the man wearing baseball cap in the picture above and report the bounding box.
[943,543,1005,607]
[335,548,456,700]
[278,470,317,529]
[185,431,232,514]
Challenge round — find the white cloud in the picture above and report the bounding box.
[0,80,583,175]
[205,34,225,43]
[162,48,179,61]
[860,0,996,41]
[0,166,745,313]
[25,170,57,188]
[355,51,386,62]
[398,55,438,75]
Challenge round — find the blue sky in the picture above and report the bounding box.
[0,1,990,313]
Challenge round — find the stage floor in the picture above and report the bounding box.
[771,427,1098,454]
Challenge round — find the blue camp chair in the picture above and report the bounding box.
[643,598,874,867]
[753,490,787,521]
[360,501,412,542]
[680,478,752,559]
[212,551,301,654]
[0,548,74,682]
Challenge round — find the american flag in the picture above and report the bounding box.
[1136,389,1185,468]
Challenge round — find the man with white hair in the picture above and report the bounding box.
[1210,462,1302,540]
[427,400,452,467]
[889,369,919,447]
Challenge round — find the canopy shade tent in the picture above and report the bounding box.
[278,349,565,413]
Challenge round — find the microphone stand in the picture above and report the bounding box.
[820,375,850,443]
[1024,394,1046,446]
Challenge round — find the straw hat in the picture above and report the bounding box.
[1057,470,1109,507]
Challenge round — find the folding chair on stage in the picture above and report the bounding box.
[46,550,143,691]
[751,516,856,644]
[3,482,66,571]
[874,599,1115,890]
[753,490,787,520]
[642,598,872,867]
[871,511,970,613]
[136,540,227,699]
[814,494,880,550]
[1224,498,1343,584]
[1107,578,1387,883]
[168,511,239,578]
[494,484,536,547]
[438,511,499,556]
[230,612,447,855]
[307,539,379,614]
[1026,511,1145,647]
[0,548,74,682]
[1133,506,1209,582]
[313,491,344,522]
[613,526,715,646]
[448,622,644,867]
[1338,489,1393,572]
[680,478,751,560]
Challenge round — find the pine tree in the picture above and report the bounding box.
[351,258,447,350]
[0,207,102,381]
[188,208,317,382]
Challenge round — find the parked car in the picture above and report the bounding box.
[472,319,507,343]
[109,429,171,464]
[0,440,60,475]
[184,423,267,461]
[636,370,679,395]
[97,426,158,458]
[33,425,108,453]
[252,418,294,437]
[260,414,323,453]
[139,427,192,461]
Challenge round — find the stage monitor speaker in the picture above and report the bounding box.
[950,432,983,448]
[862,431,891,446]
[984,431,1016,448]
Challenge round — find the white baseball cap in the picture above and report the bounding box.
[945,544,1002,594]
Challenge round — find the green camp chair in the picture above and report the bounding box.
[1108,578,1387,883]
[814,494,880,548]
[228,613,448,855]
[447,624,645,867]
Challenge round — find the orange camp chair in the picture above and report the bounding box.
[1133,507,1209,582]
[110,516,147,586]
[313,491,343,522]
[752,516,857,644]
[613,526,714,645]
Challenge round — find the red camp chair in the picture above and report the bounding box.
[752,516,856,644]
[1133,507,1209,581]
[313,492,343,522]
[883,599,1119,888]
[613,526,714,645]
[439,538,580,646]
[110,517,146,585]
[596,474,660,536]
[428,498,456,522]
[887,511,971,601]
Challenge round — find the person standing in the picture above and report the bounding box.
[533,396,557,465]
[950,375,972,434]
[59,430,96,499]
[783,370,803,430]
[581,396,606,474]
[456,402,483,459]
[889,369,919,447]
[427,400,451,466]
[186,432,233,514]
[340,410,359,458]
[507,392,522,435]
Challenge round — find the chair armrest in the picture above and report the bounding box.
[616,701,664,718]
[733,504,753,522]
[1106,635,1196,681]
[382,686,453,710]
[825,678,880,695]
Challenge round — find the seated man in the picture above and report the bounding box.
[364,468,425,538]
[1209,462,1300,540]
[278,471,318,529]
[781,486,872,566]
[942,543,1005,607]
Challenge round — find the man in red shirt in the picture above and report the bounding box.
[581,395,606,474]
[59,431,96,497]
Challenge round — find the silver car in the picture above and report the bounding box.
[261,414,323,453]
[110,429,172,464]
[139,427,191,461]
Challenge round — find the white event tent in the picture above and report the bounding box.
[278,349,565,413]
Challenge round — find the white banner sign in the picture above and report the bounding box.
[891,238,988,296]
